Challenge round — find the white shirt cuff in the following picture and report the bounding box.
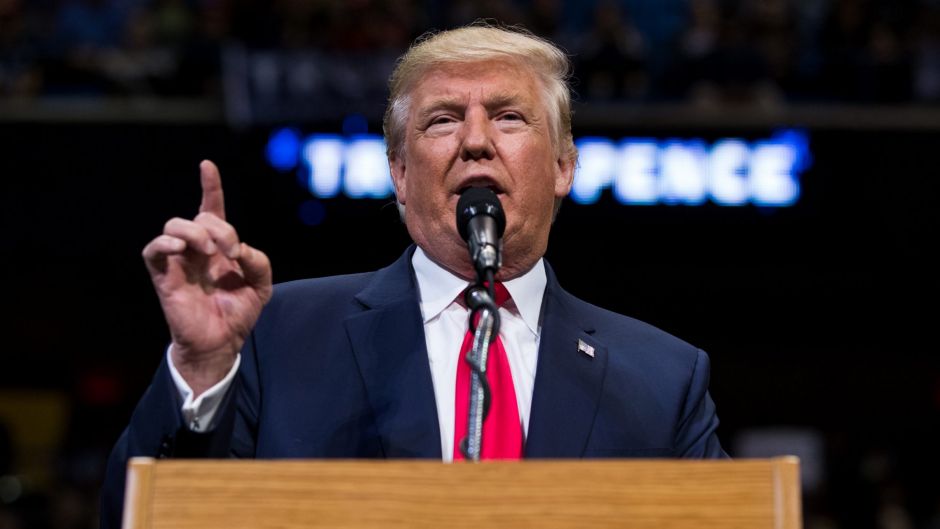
[166,347,241,433]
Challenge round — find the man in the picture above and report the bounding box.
[101,24,727,528]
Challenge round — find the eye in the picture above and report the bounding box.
[498,112,524,121]
[429,115,457,126]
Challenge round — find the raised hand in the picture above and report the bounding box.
[142,161,272,396]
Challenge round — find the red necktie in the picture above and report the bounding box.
[453,282,523,460]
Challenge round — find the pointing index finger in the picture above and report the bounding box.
[198,160,226,220]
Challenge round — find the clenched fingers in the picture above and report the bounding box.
[142,234,187,272]
[236,243,272,291]
[195,212,241,259]
[163,217,217,255]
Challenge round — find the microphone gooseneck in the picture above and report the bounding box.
[455,187,506,461]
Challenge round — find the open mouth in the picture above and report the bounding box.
[457,178,504,195]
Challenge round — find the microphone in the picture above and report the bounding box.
[456,187,506,280]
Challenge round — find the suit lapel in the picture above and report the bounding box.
[343,251,606,459]
[525,266,608,458]
[345,247,442,459]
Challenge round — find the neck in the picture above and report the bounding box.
[416,243,536,283]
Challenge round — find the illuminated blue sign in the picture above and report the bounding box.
[266,128,810,207]
[573,129,810,207]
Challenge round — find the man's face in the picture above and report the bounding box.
[389,59,574,280]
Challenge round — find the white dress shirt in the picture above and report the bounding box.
[412,247,544,461]
[168,247,545,461]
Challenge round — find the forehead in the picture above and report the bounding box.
[408,59,544,108]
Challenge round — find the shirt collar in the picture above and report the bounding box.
[412,246,546,336]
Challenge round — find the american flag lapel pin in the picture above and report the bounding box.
[578,339,595,358]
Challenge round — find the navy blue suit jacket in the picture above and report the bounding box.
[101,247,726,527]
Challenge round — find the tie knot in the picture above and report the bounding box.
[461,282,511,309]
[488,282,511,307]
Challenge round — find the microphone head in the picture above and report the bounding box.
[456,187,506,242]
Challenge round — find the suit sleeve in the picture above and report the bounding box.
[674,349,729,458]
[98,333,261,529]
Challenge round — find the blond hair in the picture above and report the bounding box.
[383,23,577,164]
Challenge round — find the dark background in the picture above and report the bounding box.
[1,0,939,528]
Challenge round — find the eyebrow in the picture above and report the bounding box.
[416,91,529,122]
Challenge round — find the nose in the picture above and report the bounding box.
[459,106,495,161]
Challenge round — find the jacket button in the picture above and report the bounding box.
[157,436,173,458]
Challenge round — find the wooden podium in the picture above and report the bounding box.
[122,457,801,529]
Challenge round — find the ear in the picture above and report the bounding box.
[389,152,407,205]
[553,153,575,199]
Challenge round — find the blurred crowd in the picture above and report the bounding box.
[0,0,938,104]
